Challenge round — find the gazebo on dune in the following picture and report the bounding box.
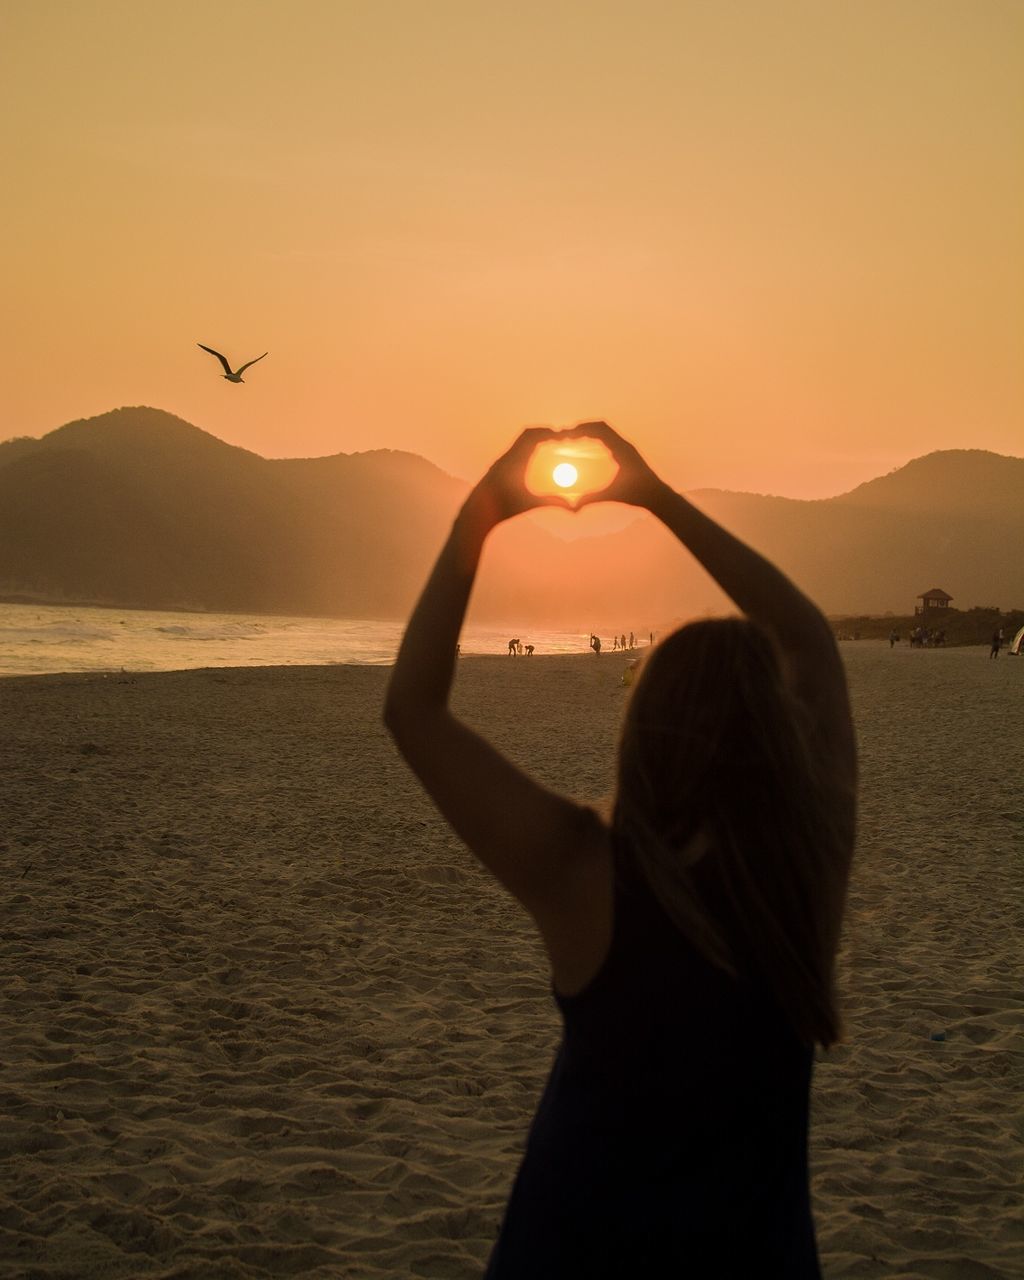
[915,588,953,616]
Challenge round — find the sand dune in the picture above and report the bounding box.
[1,646,1021,1277]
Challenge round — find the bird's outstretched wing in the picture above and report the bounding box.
[197,343,234,376]
[236,352,269,376]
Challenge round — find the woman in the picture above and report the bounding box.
[384,422,856,1277]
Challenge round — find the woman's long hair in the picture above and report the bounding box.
[613,619,851,1047]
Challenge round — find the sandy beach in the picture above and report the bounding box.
[1,644,1021,1279]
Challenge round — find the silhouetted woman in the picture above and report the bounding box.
[385,422,857,1278]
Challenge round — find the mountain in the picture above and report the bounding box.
[677,448,1024,617]
[0,409,1021,624]
[0,408,468,618]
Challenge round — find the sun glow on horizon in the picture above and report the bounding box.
[552,462,578,488]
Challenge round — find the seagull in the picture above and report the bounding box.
[197,343,268,383]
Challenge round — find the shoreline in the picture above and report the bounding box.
[5,593,1022,640]
[3,636,1020,684]
[3,597,1020,683]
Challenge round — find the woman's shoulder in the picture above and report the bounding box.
[540,826,705,1002]
[532,813,616,999]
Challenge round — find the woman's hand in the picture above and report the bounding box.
[564,421,668,511]
[462,426,573,533]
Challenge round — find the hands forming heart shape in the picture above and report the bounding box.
[466,421,666,529]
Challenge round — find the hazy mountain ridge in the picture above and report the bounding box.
[835,449,1024,513]
[1,408,1021,624]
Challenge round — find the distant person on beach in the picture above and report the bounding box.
[508,638,519,656]
[385,422,856,1279]
[525,644,534,656]
[889,629,899,648]
[612,636,619,651]
[590,633,601,656]
[990,628,1003,658]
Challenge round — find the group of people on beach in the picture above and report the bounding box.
[906,626,946,648]
[888,625,1016,655]
[886,626,947,648]
[503,633,653,658]
[590,630,653,655]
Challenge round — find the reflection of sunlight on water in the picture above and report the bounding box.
[0,602,595,677]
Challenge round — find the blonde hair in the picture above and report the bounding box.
[613,619,851,1047]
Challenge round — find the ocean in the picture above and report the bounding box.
[0,602,600,678]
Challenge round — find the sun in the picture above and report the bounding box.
[552,462,578,488]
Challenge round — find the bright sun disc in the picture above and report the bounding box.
[552,463,578,488]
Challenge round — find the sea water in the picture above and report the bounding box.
[0,602,597,677]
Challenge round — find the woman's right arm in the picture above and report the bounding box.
[572,422,856,789]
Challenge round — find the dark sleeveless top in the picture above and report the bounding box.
[484,855,821,1279]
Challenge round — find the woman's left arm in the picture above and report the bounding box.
[383,429,605,916]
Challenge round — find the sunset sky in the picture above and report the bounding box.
[2,0,1021,498]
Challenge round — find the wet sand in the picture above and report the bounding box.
[1,644,1021,1278]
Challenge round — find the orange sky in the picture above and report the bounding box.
[2,0,1021,498]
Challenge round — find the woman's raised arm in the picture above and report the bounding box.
[570,421,856,791]
[383,429,606,917]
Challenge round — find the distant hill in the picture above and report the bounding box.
[0,408,1021,625]
[0,408,468,618]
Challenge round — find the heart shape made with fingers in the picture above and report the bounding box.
[524,436,619,507]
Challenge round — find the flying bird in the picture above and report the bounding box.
[197,343,268,383]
